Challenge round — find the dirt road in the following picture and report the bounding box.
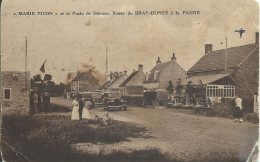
[51,97,258,161]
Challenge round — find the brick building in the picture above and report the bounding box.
[143,53,187,90]
[1,71,31,115]
[186,32,259,112]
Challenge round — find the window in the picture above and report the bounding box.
[206,85,235,98]
[3,88,11,100]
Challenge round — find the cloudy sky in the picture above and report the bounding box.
[1,0,259,83]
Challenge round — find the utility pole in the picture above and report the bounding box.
[105,45,108,81]
[224,35,235,82]
[25,37,28,89]
[77,66,79,93]
[25,37,28,72]
[225,36,227,71]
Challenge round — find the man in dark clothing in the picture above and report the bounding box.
[78,95,84,120]
[43,92,51,113]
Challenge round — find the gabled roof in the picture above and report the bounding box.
[98,74,128,90]
[185,74,229,85]
[119,71,138,87]
[188,43,259,73]
[107,74,127,87]
[147,62,169,81]
[145,61,186,82]
[98,80,111,90]
[72,71,98,82]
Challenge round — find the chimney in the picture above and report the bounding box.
[255,32,259,44]
[156,57,161,65]
[124,71,127,75]
[171,53,176,62]
[205,44,213,54]
[138,64,143,72]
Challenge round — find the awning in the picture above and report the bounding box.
[185,74,229,85]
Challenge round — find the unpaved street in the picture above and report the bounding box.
[51,97,258,161]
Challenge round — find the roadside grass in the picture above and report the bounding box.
[170,100,259,124]
[1,114,148,162]
[50,103,71,112]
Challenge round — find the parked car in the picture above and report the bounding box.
[103,92,127,111]
[92,92,103,107]
[80,92,93,102]
[143,89,168,108]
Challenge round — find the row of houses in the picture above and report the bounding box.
[2,32,259,115]
[95,32,259,112]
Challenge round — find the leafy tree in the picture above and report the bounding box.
[175,78,183,96]
[32,74,42,82]
[167,80,173,94]
[44,74,52,81]
[185,81,194,96]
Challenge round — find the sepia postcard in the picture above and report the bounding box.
[1,0,259,161]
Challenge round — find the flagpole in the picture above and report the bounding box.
[105,45,108,81]
[25,37,27,72]
[225,36,227,71]
[224,35,235,82]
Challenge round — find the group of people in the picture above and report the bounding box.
[30,91,51,114]
[71,95,92,120]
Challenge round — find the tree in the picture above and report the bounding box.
[185,81,194,105]
[167,80,173,94]
[185,81,194,96]
[44,74,52,81]
[175,78,183,96]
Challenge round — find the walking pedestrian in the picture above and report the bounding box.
[234,95,243,122]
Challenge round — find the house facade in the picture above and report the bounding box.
[2,71,31,115]
[71,70,100,93]
[98,71,128,93]
[186,32,259,111]
[143,54,187,90]
[119,64,146,96]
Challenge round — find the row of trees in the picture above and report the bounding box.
[31,74,65,96]
[167,78,205,97]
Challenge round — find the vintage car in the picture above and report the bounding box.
[103,92,127,111]
[143,89,169,108]
[91,92,103,107]
[79,92,93,102]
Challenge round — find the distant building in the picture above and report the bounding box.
[98,71,128,93]
[71,70,100,93]
[186,32,259,112]
[119,64,146,96]
[1,71,31,115]
[143,53,187,90]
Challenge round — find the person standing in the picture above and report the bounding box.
[82,100,92,121]
[43,92,51,113]
[33,92,39,114]
[234,95,243,122]
[71,98,80,120]
[78,95,84,120]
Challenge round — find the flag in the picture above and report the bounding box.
[40,59,47,73]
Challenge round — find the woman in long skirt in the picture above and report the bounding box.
[82,100,92,120]
[71,98,80,120]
